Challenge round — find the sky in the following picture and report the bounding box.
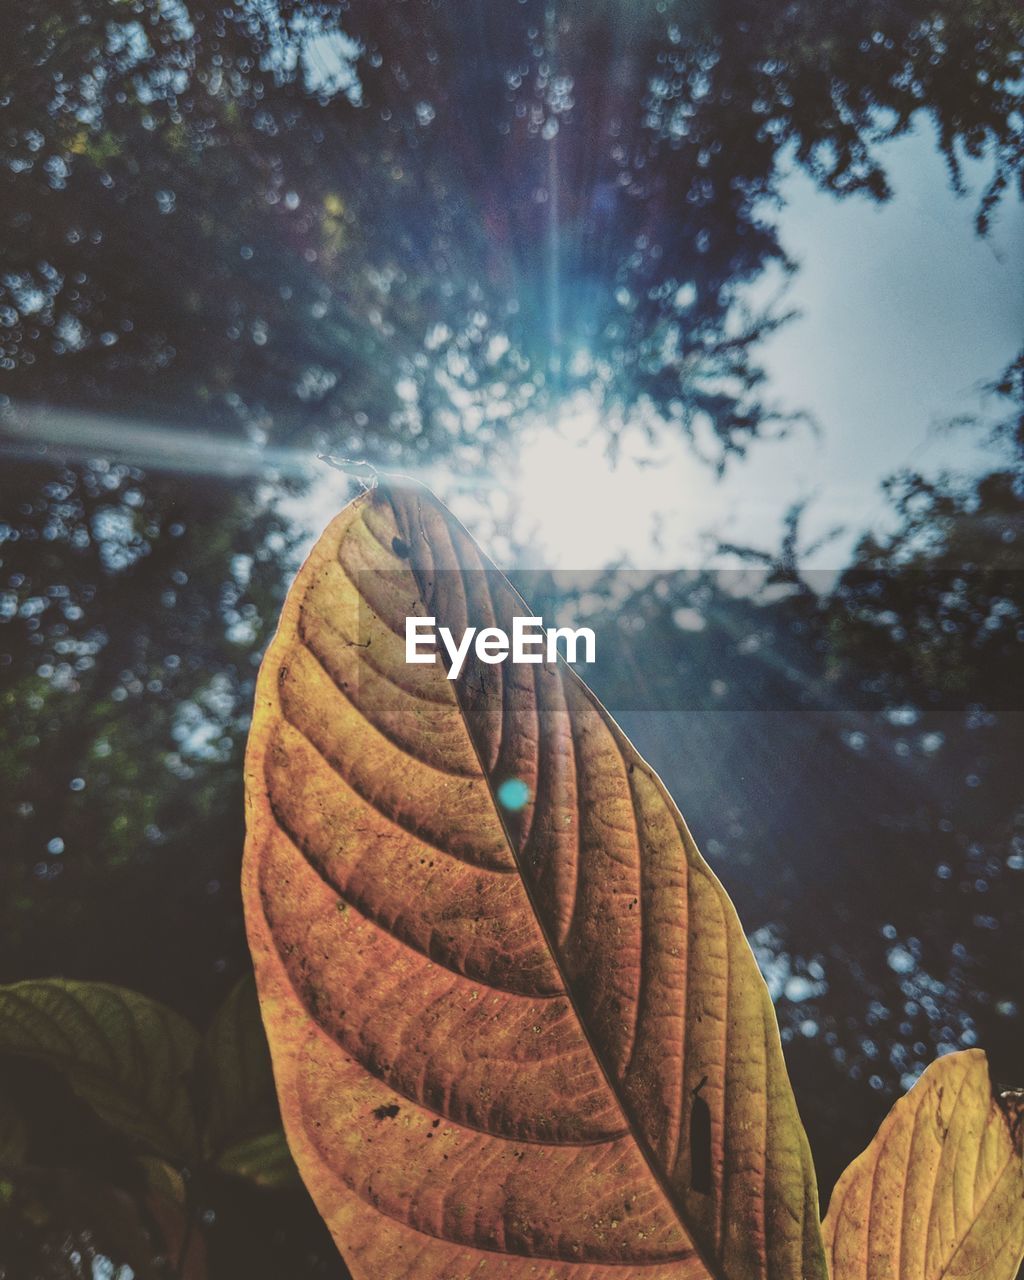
[502,126,1024,572]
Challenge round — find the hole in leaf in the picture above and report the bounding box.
[690,1076,712,1194]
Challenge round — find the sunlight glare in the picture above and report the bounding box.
[508,394,712,568]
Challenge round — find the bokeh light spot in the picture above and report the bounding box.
[497,777,530,812]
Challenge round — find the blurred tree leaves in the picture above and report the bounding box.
[2,0,1021,462]
[0,458,303,1007]
[0,1164,208,1280]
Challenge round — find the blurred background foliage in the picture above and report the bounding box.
[1,0,1022,1275]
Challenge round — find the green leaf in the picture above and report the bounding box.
[202,975,297,1188]
[135,1155,187,1208]
[0,980,200,1161]
[0,1089,28,1165]
[216,1130,299,1190]
[202,974,280,1157]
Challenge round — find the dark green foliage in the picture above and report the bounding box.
[0,459,301,1009]
[0,978,340,1280]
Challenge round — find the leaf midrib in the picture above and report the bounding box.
[391,489,725,1280]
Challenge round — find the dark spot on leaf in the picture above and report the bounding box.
[372,1103,400,1121]
[690,1076,712,1195]
[392,536,411,559]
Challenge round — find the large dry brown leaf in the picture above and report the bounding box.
[242,479,826,1280]
[823,1049,1024,1280]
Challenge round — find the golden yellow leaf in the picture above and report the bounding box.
[823,1049,1024,1280]
[242,479,826,1280]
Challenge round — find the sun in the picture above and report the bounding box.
[507,392,712,568]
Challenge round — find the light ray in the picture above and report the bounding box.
[0,405,315,480]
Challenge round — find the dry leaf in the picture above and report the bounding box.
[823,1049,1024,1280]
[243,479,826,1279]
